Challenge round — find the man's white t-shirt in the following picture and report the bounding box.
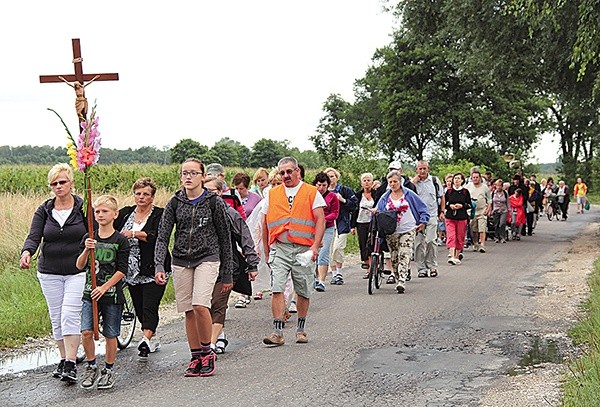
[261,181,326,214]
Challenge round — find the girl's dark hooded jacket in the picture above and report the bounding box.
[154,189,234,284]
[21,195,87,276]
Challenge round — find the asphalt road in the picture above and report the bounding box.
[1,205,595,407]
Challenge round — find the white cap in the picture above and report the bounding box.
[388,160,402,170]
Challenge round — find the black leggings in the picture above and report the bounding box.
[128,281,166,334]
[356,222,371,262]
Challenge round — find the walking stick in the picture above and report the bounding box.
[86,176,99,340]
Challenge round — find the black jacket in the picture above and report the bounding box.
[22,195,87,276]
[114,205,172,277]
[155,189,234,284]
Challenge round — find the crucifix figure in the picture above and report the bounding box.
[40,38,119,122]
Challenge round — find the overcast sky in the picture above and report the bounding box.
[0,1,558,163]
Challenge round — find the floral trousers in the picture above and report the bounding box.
[386,229,416,283]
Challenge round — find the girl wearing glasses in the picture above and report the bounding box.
[154,158,234,377]
[20,163,88,383]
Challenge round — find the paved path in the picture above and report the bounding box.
[1,205,597,406]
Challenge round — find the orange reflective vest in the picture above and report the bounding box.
[266,183,318,246]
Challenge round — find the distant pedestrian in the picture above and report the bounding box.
[325,167,357,285]
[444,173,472,265]
[574,178,588,214]
[375,170,429,293]
[411,160,444,278]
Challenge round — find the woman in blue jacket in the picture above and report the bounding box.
[375,171,429,294]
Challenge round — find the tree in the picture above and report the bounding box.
[311,94,354,167]
[170,139,209,164]
[509,0,600,83]
[210,137,251,167]
[249,138,289,168]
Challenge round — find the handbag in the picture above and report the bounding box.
[469,199,477,219]
[375,210,397,236]
[585,199,591,211]
[526,201,534,213]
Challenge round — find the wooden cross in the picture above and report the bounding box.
[39,38,119,122]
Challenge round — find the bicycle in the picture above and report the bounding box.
[109,285,136,350]
[367,211,396,295]
[546,194,561,221]
[368,223,385,295]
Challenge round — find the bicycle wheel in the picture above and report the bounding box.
[375,255,384,289]
[117,287,137,349]
[547,205,553,220]
[368,254,379,295]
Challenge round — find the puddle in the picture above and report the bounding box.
[0,341,106,377]
[506,336,563,376]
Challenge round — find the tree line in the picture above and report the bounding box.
[310,0,597,187]
[0,137,325,169]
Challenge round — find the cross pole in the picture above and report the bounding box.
[39,38,119,122]
[39,38,119,341]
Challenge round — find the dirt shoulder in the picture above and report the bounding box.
[480,220,600,406]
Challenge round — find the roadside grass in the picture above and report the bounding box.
[0,191,176,349]
[562,259,600,405]
[0,266,50,348]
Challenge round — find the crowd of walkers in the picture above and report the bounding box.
[20,158,588,387]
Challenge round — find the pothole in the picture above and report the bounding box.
[488,332,566,376]
[506,336,563,376]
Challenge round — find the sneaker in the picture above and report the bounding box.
[80,365,99,389]
[386,275,396,284]
[458,252,464,260]
[263,333,285,346]
[479,246,486,253]
[330,274,344,285]
[60,361,77,383]
[453,258,462,265]
[234,296,247,308]
[150,337,161,353]
[289,301,297,313]
[138,338,151,360]
[494,238,499,243]
[395,282,405,294]
[184,358,202,377]
[417,270,428,278]
[473,244,479,252]
[215,336,228,354]
[52,359,65,378]
[253,292,263,300]
[199,352,216,377]
[501,239,507,243]
[315,282,325,292]
[296,332,308,343]
[97,368,115,390]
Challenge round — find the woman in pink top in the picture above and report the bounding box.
[313,172,340,292]
[233,172,262,218]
